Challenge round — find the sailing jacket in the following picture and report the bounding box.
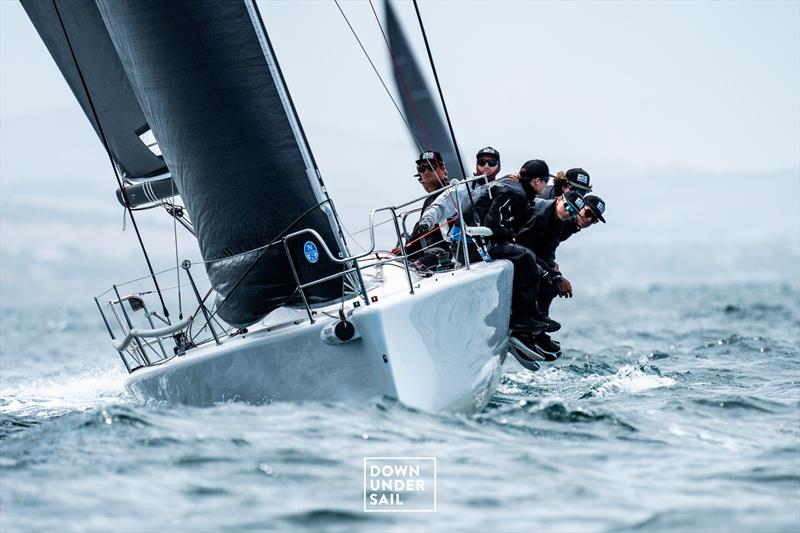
[559,222,581,243]
[462,176,535,244]
[515,198,568,273]
[416,178,485,234]
[406,189,447,257]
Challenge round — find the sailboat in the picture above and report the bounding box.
[22,0,514,413]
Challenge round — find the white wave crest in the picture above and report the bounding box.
[583,359,675,397]
[1,365,129,418]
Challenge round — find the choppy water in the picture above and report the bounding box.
[1,282,798,532]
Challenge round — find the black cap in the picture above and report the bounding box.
[583,194,606,223]
[416,150,444,166]
[518,159,551,181]
[564,190,586,213]
[476,146,500,162]
[565,168,592,191]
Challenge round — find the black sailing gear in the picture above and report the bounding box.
[463,176,550,328]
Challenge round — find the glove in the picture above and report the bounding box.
[410,222,431,241]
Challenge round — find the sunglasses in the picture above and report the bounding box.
[564,201,580,219]
[416,164,438,173]
[477,159,498,168]
[579,209,598,223]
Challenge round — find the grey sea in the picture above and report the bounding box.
[1,281,798,532]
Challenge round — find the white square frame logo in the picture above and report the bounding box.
[363,456,437,513]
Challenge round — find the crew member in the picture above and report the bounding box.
[414,146,503,262]
[463,159,556,334]
[405,151,449,260]
[540,194,607,333]
[559,193,606,243]
[539,167,592,199]
[513,191,587,358]
[474,146,502,183]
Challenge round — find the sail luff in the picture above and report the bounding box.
[245,0,350,257]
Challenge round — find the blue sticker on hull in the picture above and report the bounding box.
[303,241,319,263]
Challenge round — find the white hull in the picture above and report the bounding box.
[125,260,514,413]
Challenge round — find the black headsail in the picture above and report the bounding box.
[28,0,348,327]
[384,0,463,177]
[21,0,167,180]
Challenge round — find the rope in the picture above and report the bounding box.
[333,0,423,152]
[51,0,171,321]
[368,0,433,150]
[402,215,459,250]
[409,1,484,235]
[363,1,459,218]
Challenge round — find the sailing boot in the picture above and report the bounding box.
[544,317,561,333]
[531,333,562,362]
[509,335,543,372]
[509,315,548,334]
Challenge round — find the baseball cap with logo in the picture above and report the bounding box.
[416,151,444,166]
[518,159,552,181]
[583,194,606,223]
[564,190,586,212]
[565,168,592,191]
[476,146,500,162]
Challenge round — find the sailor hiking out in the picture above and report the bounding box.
[513,190,587,359]
[538,167,592,200]
[461,159,557,336]
[558,192,606,243]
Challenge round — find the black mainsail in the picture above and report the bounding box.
[25,0,348,327]
[384,0,463,177]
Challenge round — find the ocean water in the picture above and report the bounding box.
[0,282,798,532]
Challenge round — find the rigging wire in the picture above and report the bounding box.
[367,0,433,150]
[411,0,467,181]
[50,0,171,322]
[170,180,183,319]
[409,1,483,233]
[363,0,456,213]
[333,0,423,153]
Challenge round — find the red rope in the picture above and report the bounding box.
[403,215,459,249]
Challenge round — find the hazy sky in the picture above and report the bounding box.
[1,0,798,302]
[3,1,799,173]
